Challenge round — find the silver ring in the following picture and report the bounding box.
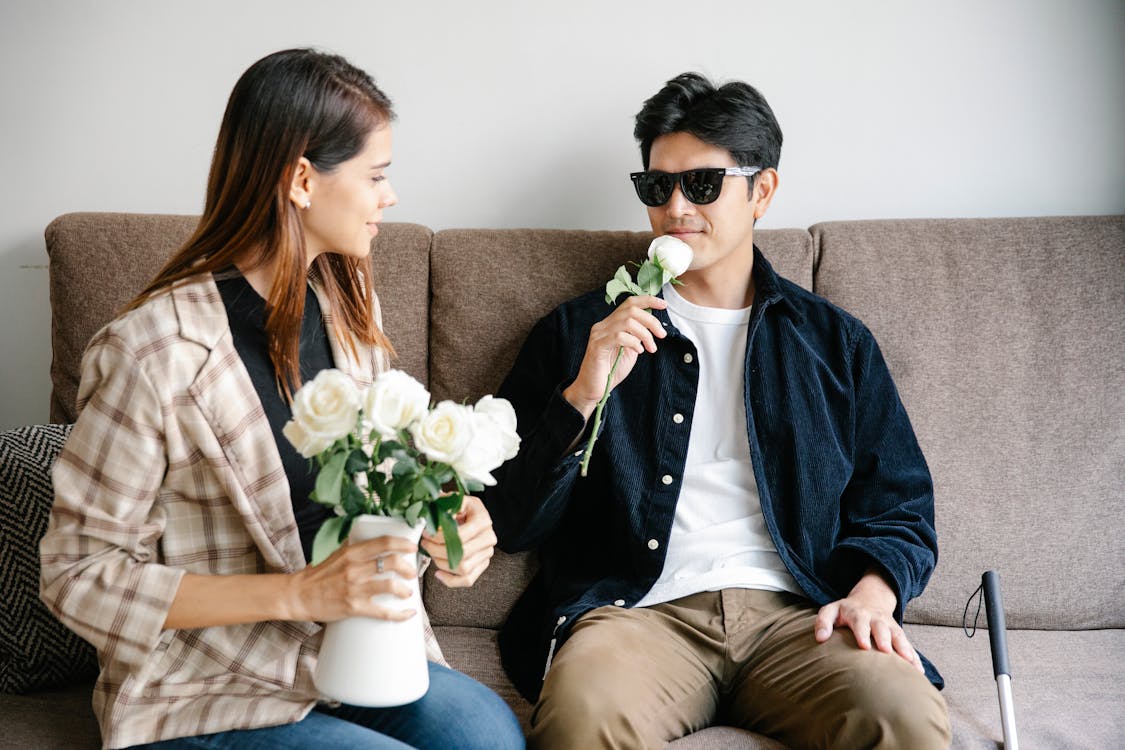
[376,557,385,574]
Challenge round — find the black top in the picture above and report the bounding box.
[215,269,334,562]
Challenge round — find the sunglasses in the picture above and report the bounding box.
[629,166,762,207]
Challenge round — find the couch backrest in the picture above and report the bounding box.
[46,211,1122,634]
[44,213,432,423]
[422,227,816,627]
[812,216,1125,629]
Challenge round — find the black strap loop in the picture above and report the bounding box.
[963,582,984,637]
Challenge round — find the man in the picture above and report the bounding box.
[483,72,951,748]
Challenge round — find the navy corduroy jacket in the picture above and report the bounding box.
[483,248,941,702]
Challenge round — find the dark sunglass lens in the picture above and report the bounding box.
[639,173,673,206]
[681,170,724,204]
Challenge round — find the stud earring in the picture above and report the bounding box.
[304,199,311,209]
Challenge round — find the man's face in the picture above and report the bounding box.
[644,132,763,280]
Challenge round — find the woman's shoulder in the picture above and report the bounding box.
[90,273,219,360]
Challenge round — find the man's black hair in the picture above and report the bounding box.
[634,73,782,180]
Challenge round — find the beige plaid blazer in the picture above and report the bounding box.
[40,273,445,749]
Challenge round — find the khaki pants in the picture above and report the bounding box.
[529,589,950,749]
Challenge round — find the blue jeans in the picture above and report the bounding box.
[127,662,524,749]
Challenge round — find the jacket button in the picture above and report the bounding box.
[647,539,660,550]
[672,413,684,424]
[683,353,694,364]
[661,474,673,485]
[614,599,626,607]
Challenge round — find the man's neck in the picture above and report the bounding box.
[675,250,756,310]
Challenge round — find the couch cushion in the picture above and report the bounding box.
[44,213,432,423]
[812,216,1125,629]
[0,424,98,694]
[424,228,814,624]
[424,549,539,630]
[0,684,100,750]
[46,213,197,424]
[907,623,1125,749]
[434,625,533,732]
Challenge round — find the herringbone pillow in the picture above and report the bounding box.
[0,424,98,693]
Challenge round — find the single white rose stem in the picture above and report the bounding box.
[579,346,625,477]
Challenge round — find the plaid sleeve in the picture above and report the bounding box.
[39,328,185,672]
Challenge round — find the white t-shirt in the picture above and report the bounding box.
[635,283,802,608]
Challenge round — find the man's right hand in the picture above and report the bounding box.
[562,295,668,420]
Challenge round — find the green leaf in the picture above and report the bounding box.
[419,473,442,500]
[377,440,402,459]
[604,279,629,305]
[338,515,355,543]
[436,492,464,514]
[389,479,412,512]
[423,506,440,535]
[344,448,368,474]
[314,451,348,506]
[368,470,387,500]
[464,479,485,494]
[311,516,345,565]
[342,482,367,516]
[438,510,464,572]
[392,451,418,478]
[613,264,632,286]
[405,500,423,526]
[636,260,663,296]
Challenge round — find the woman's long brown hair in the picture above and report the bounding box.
[124,48,395,398]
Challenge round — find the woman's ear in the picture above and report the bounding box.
[289,157,315,209]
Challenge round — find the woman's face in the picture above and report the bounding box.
[301,125,397,263]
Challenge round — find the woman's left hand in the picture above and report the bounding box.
[420,495,497,588]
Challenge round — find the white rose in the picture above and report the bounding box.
[364,369,431,439]
[452,411,507,486]
[474,395,521,461]
[409,400,474,465]
[282,418,334,459]
[284,369,361,457]
[647,235,694,284]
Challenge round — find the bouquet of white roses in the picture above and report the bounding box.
[283,369,520,570]
[579,235,693,476]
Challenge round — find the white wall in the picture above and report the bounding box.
[1,0,1122,430]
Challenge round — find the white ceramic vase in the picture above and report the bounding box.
[313,514,429,707]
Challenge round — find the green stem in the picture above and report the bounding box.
[579,346,625,477]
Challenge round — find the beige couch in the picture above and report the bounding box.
[1,212,1122,749]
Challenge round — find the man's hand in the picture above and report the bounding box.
[813,569,924,673]
[421,495,497,588]
[562,295,667,420]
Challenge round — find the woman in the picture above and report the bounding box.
[39,49,524,750]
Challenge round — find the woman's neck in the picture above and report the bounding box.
[234,258,275,300]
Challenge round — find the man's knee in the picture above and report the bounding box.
[831,661,952,749]
[529,655,654,749]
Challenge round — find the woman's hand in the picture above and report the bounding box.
[421,495,497,588]
[287,535,420,623]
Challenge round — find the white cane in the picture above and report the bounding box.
[982,571,1019,750]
